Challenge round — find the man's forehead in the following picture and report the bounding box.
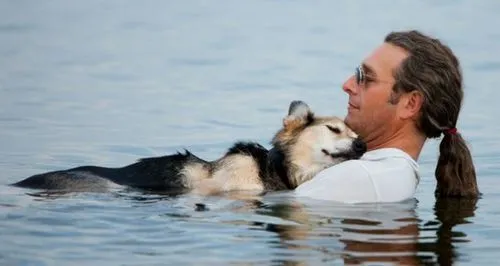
[363,43,409,77]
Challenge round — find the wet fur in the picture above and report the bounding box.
[12,101,366,195]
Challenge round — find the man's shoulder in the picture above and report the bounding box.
[360,148,419,173]
[315,147,419,181]
[361,148,415,161]
[323,148,414,170]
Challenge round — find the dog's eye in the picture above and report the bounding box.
[326,125,341,134]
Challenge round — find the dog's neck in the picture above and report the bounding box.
[267,147,294,189]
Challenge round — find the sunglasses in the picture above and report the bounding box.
[355,64,394,87]
[355,65,366,86]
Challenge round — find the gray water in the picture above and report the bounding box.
[1,1,499,265]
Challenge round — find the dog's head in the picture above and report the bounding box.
[272,100,366,188]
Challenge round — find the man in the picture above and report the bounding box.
[295,30,479,203]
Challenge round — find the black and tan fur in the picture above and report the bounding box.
[12,101,366,195]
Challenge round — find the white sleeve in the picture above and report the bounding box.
[294,160,377,204]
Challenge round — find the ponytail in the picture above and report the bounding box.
[435,132,479,198]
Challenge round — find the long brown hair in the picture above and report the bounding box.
[385,30,479,198]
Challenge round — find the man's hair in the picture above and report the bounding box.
[385,30,479,198]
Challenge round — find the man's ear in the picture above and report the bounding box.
[283,100,314,130]
[398,91,424,119]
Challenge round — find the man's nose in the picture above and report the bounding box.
[342,75,358,95]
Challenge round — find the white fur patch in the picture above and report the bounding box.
[181,163,210,188]
[191,155,264,195]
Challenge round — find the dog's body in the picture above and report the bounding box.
[12,101,366,195]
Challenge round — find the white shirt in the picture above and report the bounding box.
[294,148,420,204]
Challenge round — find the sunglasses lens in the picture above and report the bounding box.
[355,67,361,85]
[355,66,364,85]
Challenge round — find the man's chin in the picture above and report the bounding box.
[344,115,354,128]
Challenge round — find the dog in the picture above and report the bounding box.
[11,101,366,195]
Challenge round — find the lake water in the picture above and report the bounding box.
[1,1,499,265]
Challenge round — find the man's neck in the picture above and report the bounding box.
[366,124,426,161]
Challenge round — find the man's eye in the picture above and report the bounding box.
[326,125,341,134]
[365,76,375,83]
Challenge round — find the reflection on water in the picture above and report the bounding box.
[419,198,478,266]
[223,195,478,265]
[1,188,478,265]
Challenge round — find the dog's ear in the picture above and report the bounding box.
[283,101,314,130]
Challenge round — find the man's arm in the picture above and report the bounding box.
[294,160,377,203]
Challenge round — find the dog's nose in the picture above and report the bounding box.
[352,138,367,155]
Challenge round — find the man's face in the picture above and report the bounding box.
[342,43,409,144]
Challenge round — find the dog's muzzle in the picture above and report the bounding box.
[322,138,367,160]
[352,138,367,157]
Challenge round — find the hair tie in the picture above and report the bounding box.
[445,127,458,135]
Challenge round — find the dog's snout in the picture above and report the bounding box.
[352,138,367,155]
